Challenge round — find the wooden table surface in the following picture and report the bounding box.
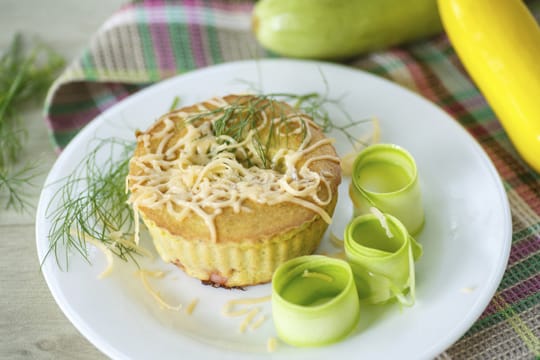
[0,1,125,358]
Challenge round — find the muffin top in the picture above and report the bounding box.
[127,95,341,243]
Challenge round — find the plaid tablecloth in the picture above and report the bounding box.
[44,1,540,358]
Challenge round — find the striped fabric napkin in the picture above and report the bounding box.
[44,0,540,358]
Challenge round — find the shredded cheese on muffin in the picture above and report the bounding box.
[127,96,340,242]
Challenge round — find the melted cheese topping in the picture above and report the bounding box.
[127,96,339,242]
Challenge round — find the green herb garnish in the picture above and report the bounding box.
[184,93,370,169]
[169,95,180,111]
[0,33,64,211]
[44,138,138,269]
[184,95,295,169]
[0,161,40,212]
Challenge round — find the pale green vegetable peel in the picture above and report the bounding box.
[271,255,360,347]
[350,143,424,235]
[253,0,442,59]
[344,213,422,305]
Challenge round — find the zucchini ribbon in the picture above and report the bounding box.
[349,143,424,235]
[271,143,425,346]
[344,212,422,305]
[271,255,360,347]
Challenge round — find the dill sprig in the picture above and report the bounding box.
[184,92,370,168]
[0,33,65,211]
[184,96,292,169]
[0,162,40,213]
[169,95,181,111]
[44,139,139,269]
[236,70,373,148]
[292,92,369,146]
[268,69,372,147]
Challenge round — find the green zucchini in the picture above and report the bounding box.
[253,0,442,59]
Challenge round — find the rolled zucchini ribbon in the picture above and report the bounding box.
[271,255,360,347]
[344,213,422,305]
[349,143,424,235]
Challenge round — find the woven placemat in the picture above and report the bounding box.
[44,1,540,358]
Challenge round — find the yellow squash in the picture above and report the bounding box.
[438,0,540,173]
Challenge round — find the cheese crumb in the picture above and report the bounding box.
[185,298,199,315]
[239,308,260,333]
[370,207,394,238]
[267,337,278,352]
[222,295,271,333]
[222,295,271,313]
[250,315,267,330]
[138,270,182,311]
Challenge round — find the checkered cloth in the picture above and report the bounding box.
[44,1,540,358]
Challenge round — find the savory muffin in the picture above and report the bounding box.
[127,94,341,287]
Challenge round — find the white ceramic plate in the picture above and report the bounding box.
[36,59,512,360]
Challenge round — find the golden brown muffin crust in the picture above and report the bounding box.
[128,94,341,244]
